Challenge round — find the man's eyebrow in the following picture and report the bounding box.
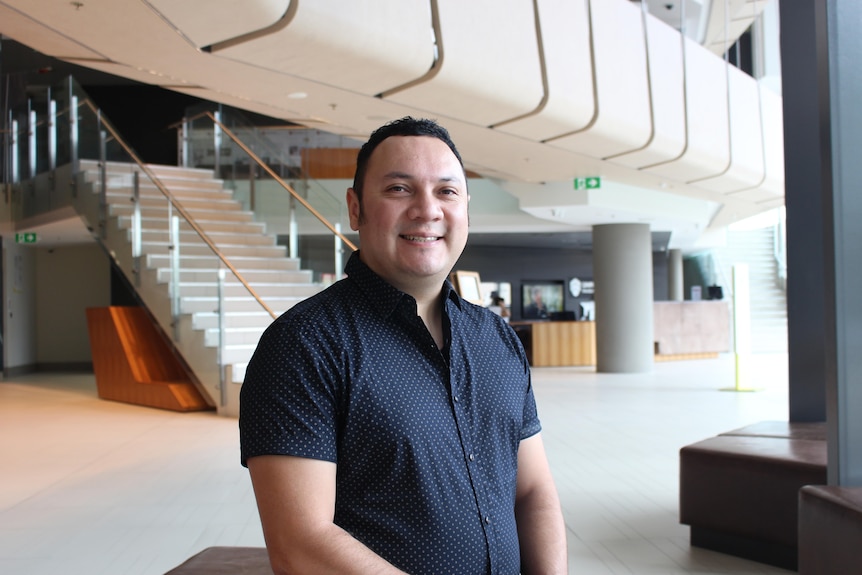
[383,171,413,181]
[382,172,464,183]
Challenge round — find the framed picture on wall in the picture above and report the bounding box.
[521,281,564,319]
[452,270,484,305]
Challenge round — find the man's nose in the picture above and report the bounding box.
[408,191,443,219]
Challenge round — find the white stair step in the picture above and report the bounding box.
[142,241,286,258]
[180,295,303,314]
[117,215,267,235]
[80,159,221,182]
[156,268,312,284]
[192,311,277,330]
[177,282,321,298]
[110,203,255,222]
[138,230,275,246]
[105,193,242,211]
[221,345,259,365]
[146,253,301,271]
[204,326,267,347]
[89,174,229,195]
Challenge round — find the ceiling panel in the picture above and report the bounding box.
[545,0,653,158]
[383,0,545,127]
[212,0,435,97]
[492,0,595,141]
[149,0,290,48]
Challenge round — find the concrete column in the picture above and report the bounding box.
[592,223,654,373]
[668,249,684,302]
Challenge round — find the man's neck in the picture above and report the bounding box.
[415,292,445,349]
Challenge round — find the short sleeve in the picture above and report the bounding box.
[520,367,542,441]
[239,317,340,466]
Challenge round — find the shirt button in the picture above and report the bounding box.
[484,516,491,524]
[469,453,475,461]
[453,395,459,403]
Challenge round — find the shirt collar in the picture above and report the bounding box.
[344,251,464,317]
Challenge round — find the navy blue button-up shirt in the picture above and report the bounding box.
[240,252,541,575]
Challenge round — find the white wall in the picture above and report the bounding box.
[3,241,37,371]
[35,244,111,366]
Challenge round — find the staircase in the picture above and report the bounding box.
[73,159,323,415]
[714,225,788,354]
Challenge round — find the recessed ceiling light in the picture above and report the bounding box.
[287,92,307,99]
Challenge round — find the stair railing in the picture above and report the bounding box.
[174,104,358,282]
[78,98,278,319]
[5,76,295,406]
[206,111,358,253]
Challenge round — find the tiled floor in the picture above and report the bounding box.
[0,353,793,575]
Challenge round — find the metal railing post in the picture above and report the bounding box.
[28,109,36,179]
[170,214,181,341]
[99,124,107,240]
[10,119,19,184]
[48,99,57,172]
[70,94,79,174]
[213,109,222,176]
[132,171,141,286]
[217,267,226,407]
[180,117,189,168]
[289,195,298,259]
[334,222,343,280]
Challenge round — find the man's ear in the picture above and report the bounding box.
[346,188,361,230]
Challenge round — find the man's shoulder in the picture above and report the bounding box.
[268,279,362,332]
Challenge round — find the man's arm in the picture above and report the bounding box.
[515,433,568,574]
[248,455,409,575]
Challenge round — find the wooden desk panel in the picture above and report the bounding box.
[516,321,596,367]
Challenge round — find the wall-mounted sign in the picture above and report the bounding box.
[15,232,38,244]
[573,177,601,190]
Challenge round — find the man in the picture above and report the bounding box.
[524,286,549,320]
[240,117,567,574]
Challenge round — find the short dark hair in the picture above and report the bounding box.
[352,116,465,202]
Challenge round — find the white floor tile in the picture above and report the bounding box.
[0,353,794,574]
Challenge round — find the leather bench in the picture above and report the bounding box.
[798,485,862,574]
[719,420,827,442]
[163,546,270,574]
[679,421,827,570]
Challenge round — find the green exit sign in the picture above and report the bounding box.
[574,177,601,190]
[15,232,38,244]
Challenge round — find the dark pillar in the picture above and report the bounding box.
[780,0,862,485]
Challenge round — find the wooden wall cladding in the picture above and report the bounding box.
[301,148,358,180]
[86,307,213,412]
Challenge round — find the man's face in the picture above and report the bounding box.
[347,135,469,294]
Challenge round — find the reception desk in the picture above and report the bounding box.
[653,300,731,359]
[511,321,596,367]
[511,301,729,367]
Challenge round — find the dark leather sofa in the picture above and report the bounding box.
[679,421,827,570]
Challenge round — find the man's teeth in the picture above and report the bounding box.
[403,235,438,242]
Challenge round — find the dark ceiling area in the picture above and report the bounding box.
[0,37,140,88]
